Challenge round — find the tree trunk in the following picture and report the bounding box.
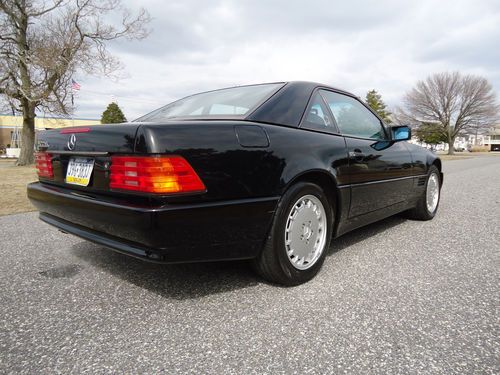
[13,11,36,166]
[447,142,455,155]
[17,105,36,166]
[447,130,455,155]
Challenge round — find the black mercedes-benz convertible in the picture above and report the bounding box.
[28,81,443,285]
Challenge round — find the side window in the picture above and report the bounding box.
[319,90,386,140]
[301,92,336,133]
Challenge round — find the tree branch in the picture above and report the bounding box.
[29,0,66,17]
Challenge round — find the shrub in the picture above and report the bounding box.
[469,145,489,152]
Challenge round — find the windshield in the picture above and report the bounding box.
[135,83,284,122]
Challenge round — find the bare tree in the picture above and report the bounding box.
[400,72,499,154]
[0,0,151,165]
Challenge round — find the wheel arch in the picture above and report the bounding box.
[432,157,442,172]
[430,157,443,187]
[283,169,343,236]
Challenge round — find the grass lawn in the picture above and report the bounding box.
[0,161,37,216]
[436,152,499,161]
[437,154,473,160]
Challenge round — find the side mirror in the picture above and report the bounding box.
[391,125,411,141]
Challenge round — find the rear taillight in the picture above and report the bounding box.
[35,152,54,179]
[110,156,206,194]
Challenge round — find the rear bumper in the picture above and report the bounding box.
[28,182,278,263]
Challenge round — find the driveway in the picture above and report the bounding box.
[1,156,499,374]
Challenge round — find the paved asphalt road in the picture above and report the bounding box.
[1,156,499,374]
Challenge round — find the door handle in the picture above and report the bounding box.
[349,149,365,158]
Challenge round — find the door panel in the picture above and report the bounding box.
[344,137,414,217]
[317,89,414,218]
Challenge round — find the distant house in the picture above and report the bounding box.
[0,114,100,149]
[484,124,500,151]
[408,122,499,152]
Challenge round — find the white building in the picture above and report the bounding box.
[483,124,500,151]
[409,124,500,152]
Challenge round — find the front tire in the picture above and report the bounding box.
[252,182,333,286]
[407,165,441,220]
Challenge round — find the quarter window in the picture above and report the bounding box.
[301,92,335,133]
[319,90,386,139]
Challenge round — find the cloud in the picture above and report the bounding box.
[73,0,500,120]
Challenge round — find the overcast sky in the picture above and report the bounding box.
[71,0,500,120]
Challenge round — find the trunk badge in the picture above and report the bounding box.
[67,134,77,150]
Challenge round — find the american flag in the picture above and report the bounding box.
[71,79,81,91]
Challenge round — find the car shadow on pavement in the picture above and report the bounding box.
[327,215,407,256]
[71,242,260,300]
[71,214,406,299]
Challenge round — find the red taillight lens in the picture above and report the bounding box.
[35,152,54,178]
[110,156,206,194]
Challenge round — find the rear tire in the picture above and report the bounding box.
[252,182,334,286]
[407,165,441,220]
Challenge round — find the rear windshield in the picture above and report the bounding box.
[135,83,284,122]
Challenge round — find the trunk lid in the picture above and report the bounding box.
[36,123,141,193]
[38,123,141,153]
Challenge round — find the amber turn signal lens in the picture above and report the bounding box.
[110,155,206,194]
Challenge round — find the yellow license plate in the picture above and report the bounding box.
[66,157,94,187]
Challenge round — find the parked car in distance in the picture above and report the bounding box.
[28,81,443,285]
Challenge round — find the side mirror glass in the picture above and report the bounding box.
[391,126,411,141]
